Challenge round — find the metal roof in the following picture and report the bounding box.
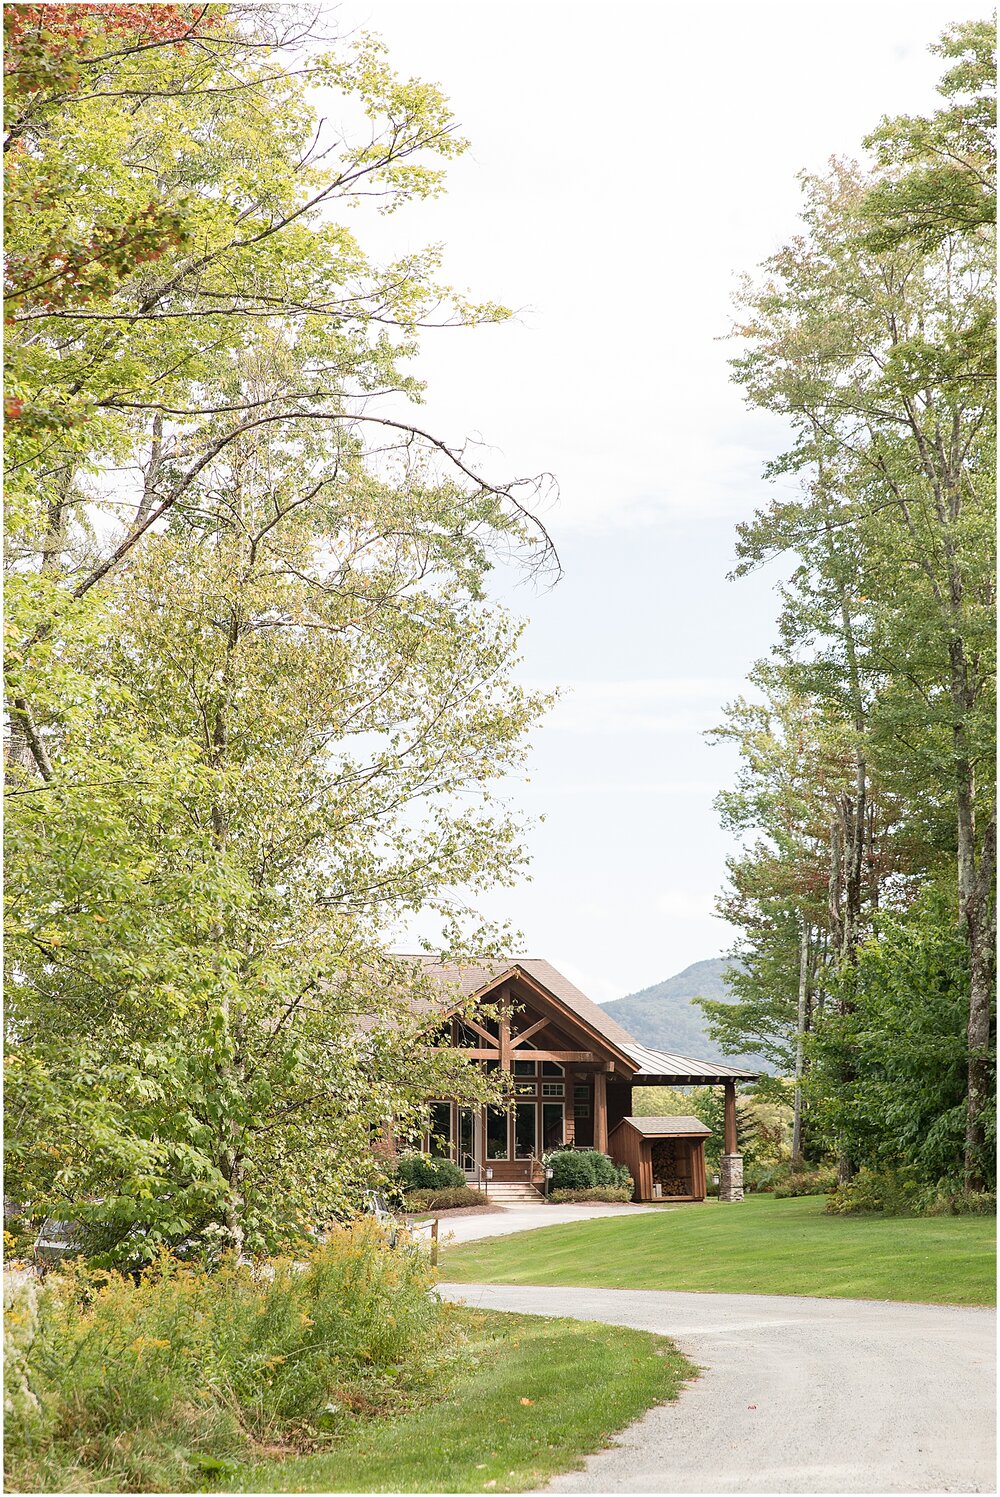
[624,1040,759,1084]
[615,1115,713,1137]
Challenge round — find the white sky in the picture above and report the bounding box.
[318,0,972,1001]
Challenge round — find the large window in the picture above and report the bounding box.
[514,1102,536,1158]
[542,1102,564,1151]
[486,1107,508,1160]
[428,1101,452,1158]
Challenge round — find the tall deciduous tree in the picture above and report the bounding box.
[5,10,556,1257]
[727,21,995,1186]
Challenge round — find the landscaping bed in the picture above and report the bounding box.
[404,1202,503,1220]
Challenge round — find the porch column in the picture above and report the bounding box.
[719,1079,744,1202]
[594,1069,608,1153]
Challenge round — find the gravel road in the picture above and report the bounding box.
[440,1281,996,1493]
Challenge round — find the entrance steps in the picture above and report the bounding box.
[468,1181,543,1201]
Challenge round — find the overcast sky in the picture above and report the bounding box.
[320,0,972,1001]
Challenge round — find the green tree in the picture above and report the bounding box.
[729,23,996,1185]
[5,13,556,1258]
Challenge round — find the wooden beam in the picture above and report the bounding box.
[436,1048,601,1063]
[460,1016,499,1047]
[509,1017,549,1049]
[724,1080,738,1154]
[594,1069,608,1153]
[499,1004,511,1070]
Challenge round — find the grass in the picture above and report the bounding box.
[228,1307,695,1493]
[441,1194,996,1306]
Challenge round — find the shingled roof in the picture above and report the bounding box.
[396,955,759,1084]
[614,1114,713,1137]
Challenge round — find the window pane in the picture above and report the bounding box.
[541,1061,564,1077]
[458,1107,475,1163]
[542,1103,564,1151]
[429,1101,452,1158]
[514,1102,536,1158]
[486,1107,508,1160]
[512,1059,536,1077]
[541,1081,564,1097]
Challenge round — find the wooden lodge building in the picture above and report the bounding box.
[407,957,757,1203]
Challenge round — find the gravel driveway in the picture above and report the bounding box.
[440,1282,996,1493]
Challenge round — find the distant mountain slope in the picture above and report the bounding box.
[601,958,762,1072]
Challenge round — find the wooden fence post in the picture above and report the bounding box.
[430,1216,439,1267]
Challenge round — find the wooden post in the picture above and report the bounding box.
[430,1216,439,1267]
[724,1080,738,1155]
[594,1069,608,1153]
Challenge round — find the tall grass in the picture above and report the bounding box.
[6,1222,459,1493]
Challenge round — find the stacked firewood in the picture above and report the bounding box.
[656,1176,689,1196]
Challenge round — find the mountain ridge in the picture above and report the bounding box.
[601,957,761,1072]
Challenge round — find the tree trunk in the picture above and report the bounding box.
[962,807,996,1189]
[791,920,811,1167]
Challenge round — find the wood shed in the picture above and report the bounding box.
[609,1115,712,1202]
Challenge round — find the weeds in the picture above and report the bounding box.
[5,1221,462,1493]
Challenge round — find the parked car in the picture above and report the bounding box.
[32,1216,84,1269]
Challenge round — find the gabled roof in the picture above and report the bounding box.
[399,955,636,1069]
[395,956,760,1084]
[613,1114,712,1137]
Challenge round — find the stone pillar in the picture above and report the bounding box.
[719,1153,744,1202]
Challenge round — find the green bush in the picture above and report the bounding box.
[393,1152,466,1192]
[825,1166,921,1215]
[773,1167,838,1198]
[5,1222,459,1493]
[403,1186,484,1211]
[921,1188,997,1216]
[545,1148,632,1193]
[827,1166,998,1217]
[548,1186,633,1204]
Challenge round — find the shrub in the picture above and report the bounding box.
[827,1167,998,1217]
[402,1186,484,1211]
[393,1152,466,1192]
[743,1162,785,1194]
[773,1167,838,1199]
[4,1222,459,1493]
[825,1166,921,1215]
[548,1186,633,1204]
[545,1148,632,1193]
[921,1188,997,1217]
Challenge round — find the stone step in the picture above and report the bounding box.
[468,1182,543,1199]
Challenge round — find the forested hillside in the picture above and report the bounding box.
[601,959,764,1072]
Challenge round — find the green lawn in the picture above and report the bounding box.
[442,1195,996,1306]
[229,1308,694,1493]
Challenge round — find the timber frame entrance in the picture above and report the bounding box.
[426,965,637,1183]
